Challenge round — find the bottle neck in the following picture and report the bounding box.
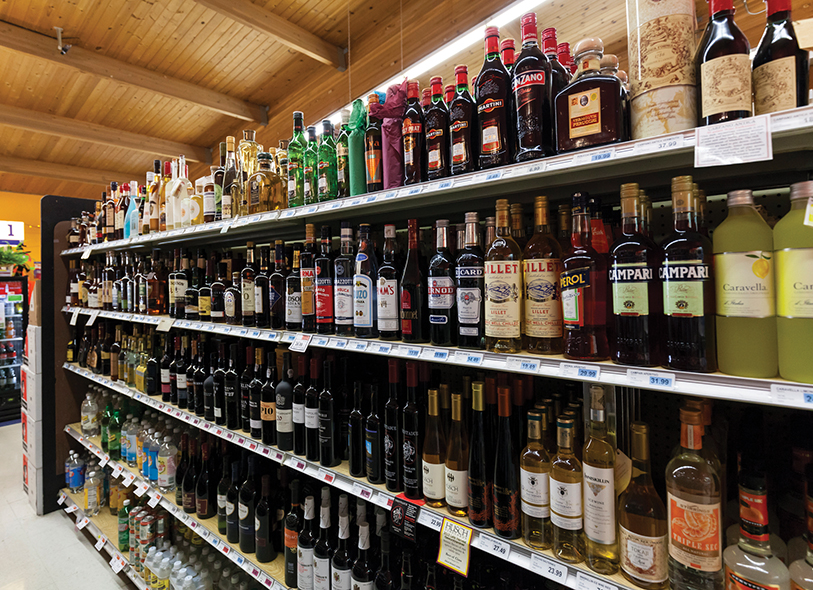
[485,35,500,59]
[680,422,703,452]
[621,215,643,235]
[571,211,592,248]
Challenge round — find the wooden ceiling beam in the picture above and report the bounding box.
[0,104,212,164]
[0,21,268,124]
[0,155,129,186]
[192,0,345,70]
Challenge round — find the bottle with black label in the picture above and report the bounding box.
[334,223,355,336]
[377,224,401,340]
[383,359,402,493]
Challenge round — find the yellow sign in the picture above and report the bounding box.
[437,518,473,576]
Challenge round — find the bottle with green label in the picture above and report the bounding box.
[712,190,777,377]
[774,181,813,383]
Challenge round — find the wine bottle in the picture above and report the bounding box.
[249,346,265,439]
[261,351,277,446]
[445,393,469,517]
[255,474,276,563]
[318,359,340,467]
[195,437,215,519]
[365,384,384,485]
[476,27,513,168]
[349,382,366,478]
[298,495,317,590]
[400,219,429,343]
[383,359,402,492]
[351,523,374,590]
[305,356,322,461]
[313,488,333,590]
[286,245,303,330]
[377,224,401,340]
[238,455,257,553]
[400,548,415,590]
[175,432,189,507]
[422,388,447,508]
[240,344,254,432]
[403,81,425,185]
[254,246,271,328]
[551,416,585,563]
[293,354,307,455]
[204,352,216,422]
[276,352,295,451]
[226,461,241,543]
[213,346,227,425]
[193,343,206,417]
[270,240,287,329]
[182,436,198,514]
[374,530,394,590]
[468,382,493,528]
[217,455,230,534]
[402,363,422,500]
[160,335,172,402]
[301,225,317,333]
[315,225,335,333]
[425,76,450,180]
[521,409,552,549]
[493,385,520,539]
[334,223,355,336]
[224,343,239,429]
[354,223,378,338]
[284,480,301,588]
[332,496,352,590]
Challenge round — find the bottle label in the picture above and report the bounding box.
[366,144,382,185]
[666,493,722,572]
[550,477,583,528]
[701,54,752,118]
[254,285,264,314]
[217,493,226,509]
[725,566,781,590]
[714,251,775,318]
[583,464,616,544]
[224,291,237,318]
[753,55,797,115]
[619,525,668,584]
[660,261,710,317]
[297,545,314,590]
[445,467,468,508]
[738,488,769,542]
[305,406,319,429]
[774,248,813,318]
[485,261,521,338]
[332,568,351,590]
[523,259,563,337]
[377,278,399,331]
[426,128,444,171]
[277,407,293,433]
[610,262,652,317]
[561,268,590,326]
[568,88,602,138]
[520,468,550,518]
[286,288,302,324]
[351,581,373,590]
[238,502,249,520]
[313,556,330,590]
[403,119,422,135]
[293,402,305,424]
[422,461,445,500]
[198,296,211,316]
[301,268,315,316]
[316,277,333,323]
[428,276,455,313]
[334,276,353,325]
[176,374,187,390]
[353,274,374,328]
[203,190,215,215]
[156,454,175,487]
[481,124,501,153]
[242,278,256,315]
[457,282,482,327]
[261,400,276,421]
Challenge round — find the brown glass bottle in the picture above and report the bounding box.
[425,77,450,180]
[449,66,478,175]
[555,37,625,153]
[696,0,751,126]
[500,38,515,73]
[477,27,513,168]
[752,0,809,116]
[402,80,425,185]
[365,93,384,192]
[513,12,554,160]
[544,29,570,111]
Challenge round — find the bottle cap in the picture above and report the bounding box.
[500,38,515,51]
[484,26,499,38]
[572,37,604,59]
[726,190,753,207]
[679,407,702,425]
[600,54,619,70]
[790,181,813,201]
[464,212,478,223]
[454,65,468,75]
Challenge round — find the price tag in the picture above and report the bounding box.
[437,518,473,576]
[330,338,347,349]
[289,458,306,471]
[530,553,568,583]
[242,562,258,575]
[373,493,393,509]
[420,348,448,361]
[478,534,510,559]
[282,332,296,343]
[484,170,502,181]
[122,472,136,486]
[506,357,540,373]
[77,516,90,530]
[266,331,281,341]
[312,336,329,347]
[134,482,150,497]
[352,482,374,500]
[289,333,312,353]
[236,436,246,445]
[112,464,123,478]
[632,135,683,156]
[327,200,344,210]
[81,247,93,260]
[560,362,600,380]
[259,573,274,588]
[220,543,231,555]
[453,351,483,366]
[70,309,80,325]
[573,147,615,166]
[576,571,617,590]
[770,384,813,407]
[317,469,335,484]
[383,191,397,200]
[350,341,368,352]
[695,115,772,167]
[771,106,813,132]
[86,310,99,326]
[401,186,423,197]
[226,432,235,440]
[109,554,126,574]
[627,369,676,390]
[57,492,67,505]
[417,509,443,531]
[369,342,392,355]
[148,491,162,508]
[304,205,319,215]
[394,345,420,358]
[261,446,270,456]
[231,553,246,566]
[65,503,78,513]
[95,534,108,550]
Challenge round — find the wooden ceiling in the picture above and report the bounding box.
[0,0,809,201]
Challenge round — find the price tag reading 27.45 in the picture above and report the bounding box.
[437,518,473,577]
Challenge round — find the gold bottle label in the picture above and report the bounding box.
[628,11,696,99]
[753,55,797,115]
[568,88,602,139]
[522,259,563,338]
[485,261,521,338]
[619,525,668,583]
[701,54,752,118]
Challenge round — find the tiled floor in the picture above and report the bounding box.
[0,422,133,590]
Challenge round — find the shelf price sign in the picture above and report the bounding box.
[436,518,473,577]
[0,221,24,246]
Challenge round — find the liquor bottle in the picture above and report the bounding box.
[270,240,287,329]
[349,382,365,477]
[286,244,303,330]
[298,495,317,590]
[401,219,429,343]
[313,490,333,590]
[210,261,227,324]
[305,356,322,461]
[255,474,276,563]
[275,352,294,452]
[334,223,355,336]
[485,199,523,353]
[696,0,751,126]
[336,111,351,199]
[753,0,808,116]
[354,224,378,338]
[523,195,564,354]
[609,184,661,366]
[425,77,450,180]
[147,250,167,315]
[299,225,318,333]
[293,355,307,455]
[182,437,198,514]
[262,350,277,446]
[160,336,172,402]
[198,254,214,323]
[380,360,403,492]
[713,190,777,377]
[449,65,478,174]
[513,12,554,160]
[284,480,301,588]
[551,416,585,563]
[254,245,271,328]
[175,335,189,409]
[400,363,422,500]
[318,359,339,467]
[661,176,717,372]
[501,38,516,73]
[222,137,239,219]
[543,29,569,122]
[315,226,335,333]
[456,212,485,349]
[492,385,521,539]
[445,393,469,517]
[421,388,447,508]
[555,38,626,152]
[249,346,265,439]
[224,343,239,430]
[248,152,282,213]
[477,27,513,168]
[241,242,257,327]
[304,125,319,206]
[216,456,230,534]
[238,455,257,552]
[316,120,339,202]
[375,530,394,590]
[403,81,425,185]
[103,185,116,241]
[332,497,352,590]
[288,112,306,208]
[428,220,457,345]
[562,192,610,360]
[213,349,226,425]
[468,382,493,528]
[582,387,618,574]
[376,224,400,340]
[351,523,374,590]
[365,384,384,485]
[521,409,552,549]
[789,471,813,589]
[365,95,384,192]
[225,271,242,325]
[666,407,723,590]
[617,422,668,589]
[195,437,216,519]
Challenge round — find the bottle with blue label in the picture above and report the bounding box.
[353,224,378,338]
[65,451,85,493]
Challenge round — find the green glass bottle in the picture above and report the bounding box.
[108,408,122,460]
[287,112,306,208]
[317,120,338,202]
[304,125,319,205]
[101,400,112,453]
[336,110,350,199]
[118,498,131,551]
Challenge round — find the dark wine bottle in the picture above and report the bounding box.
[456,212,485,349]
[377,225,401,340]
[195,437,215,519]
[469,384,493,529]
[349,382,365,478]
[293,354,308,455]
[238,455,257,553]
[176,335,189,409]
[400,219,429,343]
[449,65,479,175]
[383,359,402,492]
[261,351,277,446]
[428,220,457,346]
[284,480,301,588]
[318,359,340,467]
[425,76,450,180]
[160,335,172,402]
[313,489,333,590]
[297,495,317,590]
[181,437,198,514]
[249,346,265,439]
[169,335,180,404]
[255,474,276,563]
[175,432,189,507]
[373,530,394,590]
[332,496,352,590]
[204,352,217,422]
[315,225,335,334]
[305,356,322,461]
[334,223,355,336]
[276,352,295,451]
[225,461,241,543]
[399,547,414,590]
[493,385,521,539]
[224,343,239,429]
[365,384,384,485]
[476,26,514,168]
[216,455,230,534]
[351,523,374,590]
[402,81,426,185]
[269,240,287,330]
[240,344,254,433]
[193,345,206,417]
[401,363,422,500]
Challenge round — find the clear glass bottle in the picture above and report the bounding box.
[157,435,178,494]
[485,199,523,353]
[445,393,469,518]
[422,389,446,508]
[551,416,585,563]
[81,392,99,436]
[521,409,552,549]
[353,224,378,338]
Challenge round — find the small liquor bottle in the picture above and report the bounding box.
[477,27,513,168]
[562,192,609,361]
[425,77,450,180]
[354,224,378,338]
[334,223,355,336]
[523,195,563,354]
[288,112,306,208]
[428,220,457,346]
[449,65,478,175]
[551,416,585,563]
[696,0,751,126]
[660,176,716,372]
[377,224,400,340]
[485,199,523,353]
[402,81,425,185]
[513,12,554,160]
[400,219,429,343]
[609,183,662,366]
[456,212,485,349]
[554,38,626,153]
[365,95,384,192]
[521,409,552,549]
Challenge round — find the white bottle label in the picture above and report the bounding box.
[353,274,374,328]
[331,568,351,590]
[428,275,456,310]
[297,545,314,590]
[226,501,235,516]
[583,464,616,544]
[293,402,305,424]
[217,494,226,509]
[520,468,550,518]
[713,251,775,318]
[444,467,468,507]
[350,579,373,590]
[619,525,668,584]
[254,285,264,314]
[550,477,582,530]
[313,556,330,590]
[276,408,293,433]
[286,289,302,324]
[238,502,248,520]
[422,461,445,500]
[242,279,255,314]
[485,261,521,338]
[305,406,319,429]
[334,277,353,325]
[523,259,563,338]
[176,374,187,390]
[377,278,399,331]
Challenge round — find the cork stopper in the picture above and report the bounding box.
[573,37,604,59]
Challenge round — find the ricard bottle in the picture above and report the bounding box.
[455,212,485,349]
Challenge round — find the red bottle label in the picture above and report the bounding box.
[738,489,769,542]
[315,277,333,323]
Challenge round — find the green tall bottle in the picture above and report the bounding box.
[317,120,338,202]
[101,400,112,453]
[287,112,306,208]
[304,125,319,205]
[336,110,350,198]
[108,408,122,460]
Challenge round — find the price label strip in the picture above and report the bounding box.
[627,369,675,390]
[436,518,473,577]
[770,384,813,407]
[453,351,483,366]
[506,357,540,373]
[289,333,312,353]
[560,362,600,380]
[417,509,443,531]
[576,571,617,590]
[95,534,108,551]
[477,534,510,560]
[530,553,568,584]
[420,348,448,362]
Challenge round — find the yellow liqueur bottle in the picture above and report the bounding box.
[713,189,777,377]
[485,199,523,353]
[521,409,552,549]
[551,416,585,563]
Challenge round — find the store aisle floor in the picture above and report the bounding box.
[0,422,133,590]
